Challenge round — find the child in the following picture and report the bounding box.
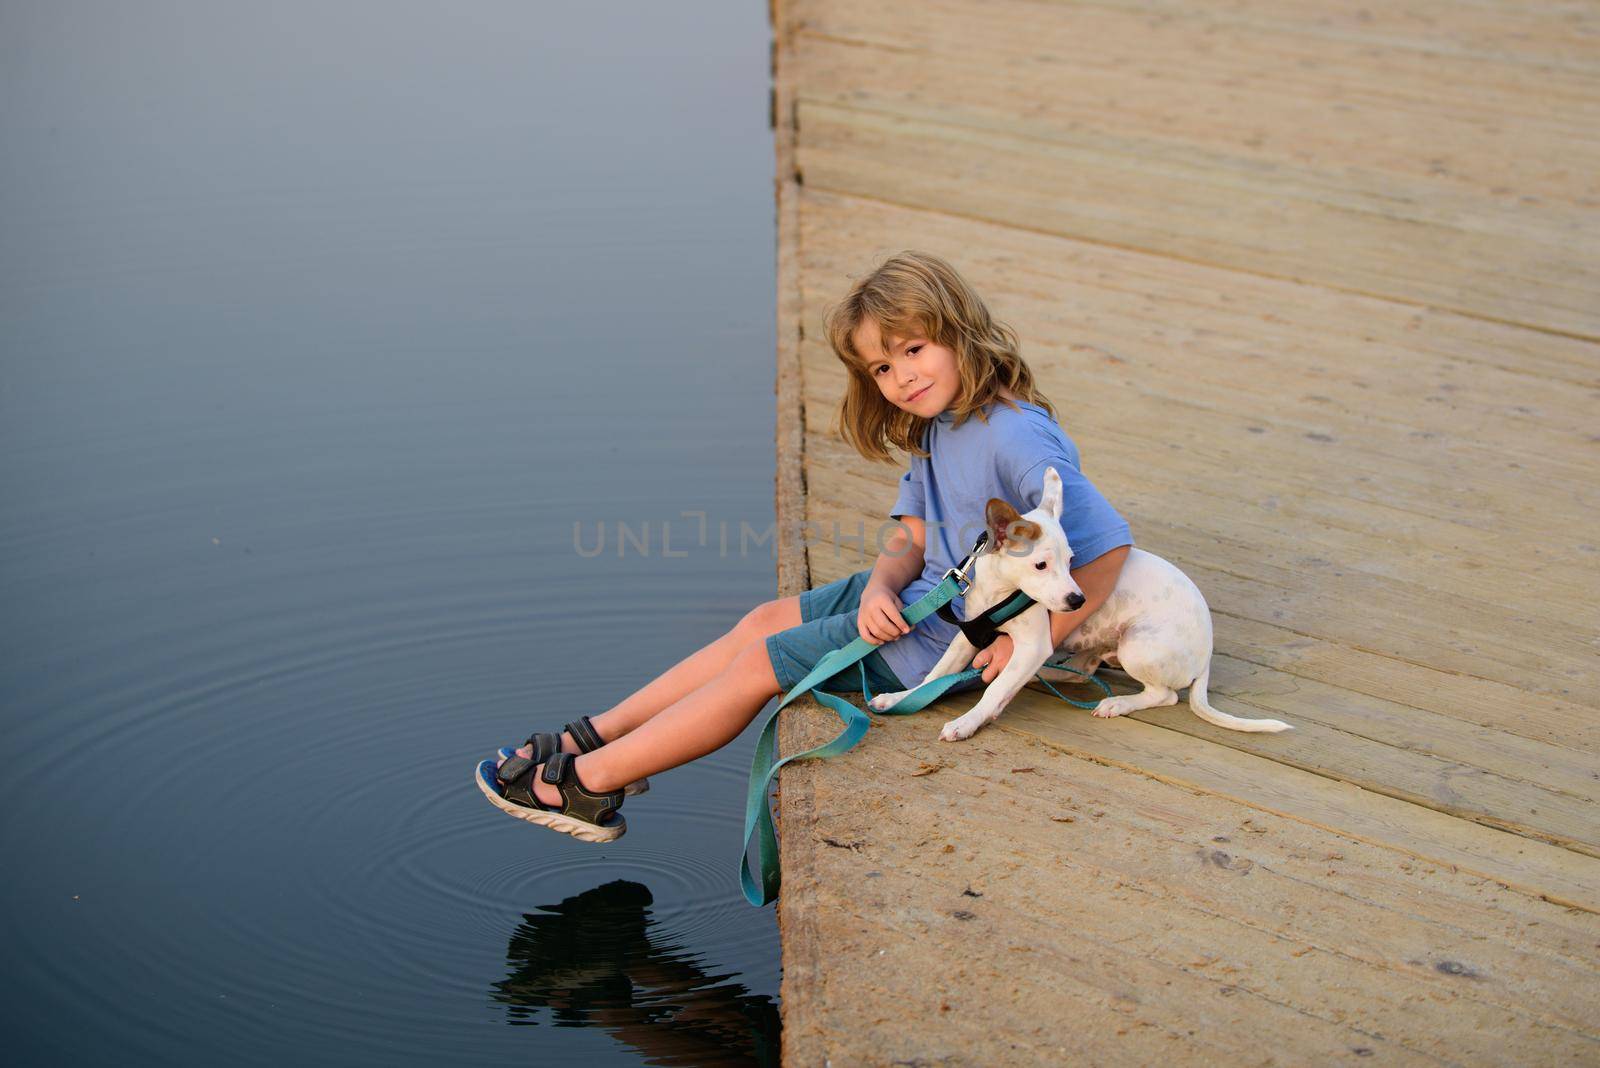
[476,250,1134,842]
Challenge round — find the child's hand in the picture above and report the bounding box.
[972,634,1014,682]
[858,584,912,644]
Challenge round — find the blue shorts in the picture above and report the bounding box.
[765,569,908,696]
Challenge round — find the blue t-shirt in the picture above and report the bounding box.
[875,399,1134,691]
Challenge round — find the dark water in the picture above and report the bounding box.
[0,2,781,1063]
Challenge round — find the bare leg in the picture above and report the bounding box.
[524,639,783,805]
[589,595,799,741]
[509,595,800,760]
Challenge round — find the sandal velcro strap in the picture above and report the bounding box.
[520,732,562,761]
[497,732,561,784]
[540,751,624,825]
[563,716,605,754]
[496,755,537,785]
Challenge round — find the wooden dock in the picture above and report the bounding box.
[768,1,1600,1063]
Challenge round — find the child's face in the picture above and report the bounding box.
[852,317,960,419]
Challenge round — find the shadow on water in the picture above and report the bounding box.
[492,880,780,1066]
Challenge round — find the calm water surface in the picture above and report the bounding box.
[1,2,781,1063]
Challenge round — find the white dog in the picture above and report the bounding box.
[869,467,1292,741]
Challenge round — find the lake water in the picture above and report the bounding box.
[1,2,782,1063]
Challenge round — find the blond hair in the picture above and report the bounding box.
[823,250,1055,464]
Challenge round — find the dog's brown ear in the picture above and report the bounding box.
[987,498,1043,554]
[985,498,1021,549]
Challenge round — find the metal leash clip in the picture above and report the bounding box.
[941,530,990,592]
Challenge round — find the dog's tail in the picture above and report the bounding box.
[1188,666,1292,733]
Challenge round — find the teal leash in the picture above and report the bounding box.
[740,575,1117,907]
[857,653,1112,712]
[739,572,965,908]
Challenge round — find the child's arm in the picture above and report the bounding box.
[866,515,925,592]
[858,516,926,643]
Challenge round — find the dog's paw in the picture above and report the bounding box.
[869,690,909,711]
[1091,695,1136,718]
[939,715,981,742]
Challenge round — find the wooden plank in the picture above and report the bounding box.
[1087,0,1600,72]
[1211,612,1600,752]
[997,693,1600,914]
[1184,650,1597,806]
[1132,673,1600,856]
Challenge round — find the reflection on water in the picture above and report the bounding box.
[493,880,779,1065]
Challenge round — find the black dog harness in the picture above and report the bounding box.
[935,531,1038,649]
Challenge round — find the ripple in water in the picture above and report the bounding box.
[1,583,784,1063]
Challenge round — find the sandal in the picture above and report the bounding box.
[475,750,626,843]
[496,716,649,796]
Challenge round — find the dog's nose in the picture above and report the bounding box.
[1066,591,1085,610]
